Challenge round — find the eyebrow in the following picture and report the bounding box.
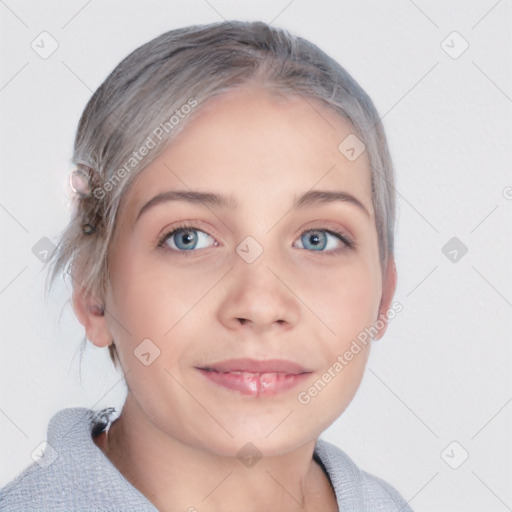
[133,188,370,227]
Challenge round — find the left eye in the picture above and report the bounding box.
[158,226,351,253]
[295,229,351,252]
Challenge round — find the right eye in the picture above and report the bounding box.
[157,223,218,253]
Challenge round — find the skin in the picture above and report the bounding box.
[73,83,397,512]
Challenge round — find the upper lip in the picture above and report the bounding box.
[197,358,311,374]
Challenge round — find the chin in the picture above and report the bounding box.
[214,415,320,457]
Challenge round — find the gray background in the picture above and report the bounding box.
[1,1,511,510]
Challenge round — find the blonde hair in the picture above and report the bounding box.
[44,20,396,370]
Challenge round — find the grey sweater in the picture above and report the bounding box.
[0,407,413,511]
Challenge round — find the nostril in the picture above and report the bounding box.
[237,318,247,325]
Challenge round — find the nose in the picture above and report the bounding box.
[216,256,300,335]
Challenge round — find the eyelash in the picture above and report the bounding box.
[156,221,355,256]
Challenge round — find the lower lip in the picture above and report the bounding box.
[197,369,311,397]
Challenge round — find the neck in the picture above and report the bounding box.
[94,393,337,512]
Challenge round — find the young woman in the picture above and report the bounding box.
[1,20,411,512]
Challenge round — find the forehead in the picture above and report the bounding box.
[119,85,373,224]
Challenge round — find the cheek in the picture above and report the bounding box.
[296,265,376,425]
[303,254,382,343]
[106,249,217,363]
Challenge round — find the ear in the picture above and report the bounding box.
[71,283,113,348]
[373,255,398,341]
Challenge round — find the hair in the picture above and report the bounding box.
[44,19,396,372]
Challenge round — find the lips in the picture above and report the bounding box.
[196,358,312,397]
[199,358,310,374]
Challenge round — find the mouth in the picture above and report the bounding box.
[195,358,313,397]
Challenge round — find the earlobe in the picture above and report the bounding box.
[374,256,398,341]
[71,285,113,348]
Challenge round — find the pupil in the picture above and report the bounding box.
[179,229,196,248]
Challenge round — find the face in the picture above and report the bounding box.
[101,84,393,457]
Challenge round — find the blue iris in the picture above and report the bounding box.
[300,230,328,251]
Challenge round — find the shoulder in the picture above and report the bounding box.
[1,456,61,511]
[1,408,90,510]
[314,438,413,511]
[0,407,155,512]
